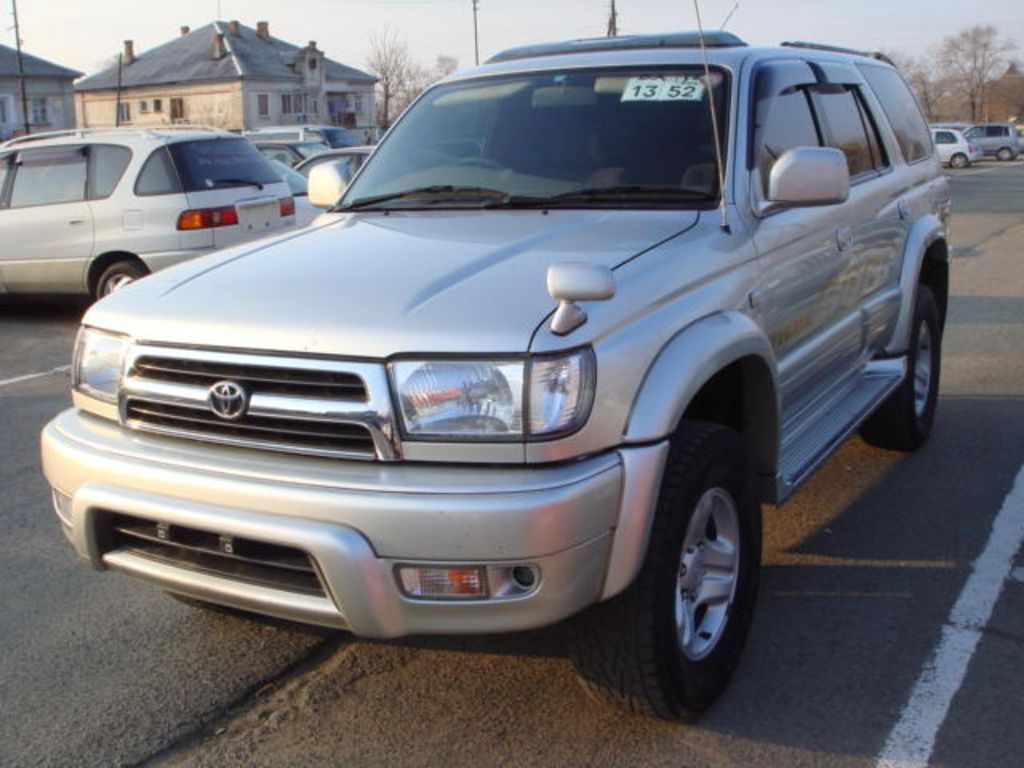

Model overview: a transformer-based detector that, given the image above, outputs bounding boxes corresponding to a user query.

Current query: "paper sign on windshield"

[621,76,705,102]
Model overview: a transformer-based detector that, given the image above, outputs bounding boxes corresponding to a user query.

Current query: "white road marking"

[876,465,1024,768]
[0,365,71,389]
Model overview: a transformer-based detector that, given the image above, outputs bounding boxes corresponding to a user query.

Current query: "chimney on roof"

[123,40,135,65]
[228,20,241,36]
[257,21,270,41]
[180,25,190,37]
[212,32,227,60]
[308,41,317,50]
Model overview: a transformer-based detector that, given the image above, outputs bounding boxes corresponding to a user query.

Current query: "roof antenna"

[693,0,730,234]
[720,2,740,30]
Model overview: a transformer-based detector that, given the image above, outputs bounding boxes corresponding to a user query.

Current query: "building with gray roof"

[0,43,82,137]
[74,20,377,137]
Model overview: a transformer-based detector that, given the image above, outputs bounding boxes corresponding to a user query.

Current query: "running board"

[775,358,906,503]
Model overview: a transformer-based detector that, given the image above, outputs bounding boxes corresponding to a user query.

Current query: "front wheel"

[861,285,942,451]
[569,422,761,719]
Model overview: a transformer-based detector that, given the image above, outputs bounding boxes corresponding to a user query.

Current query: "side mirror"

[546,262,615,336]
[308,160,351,209]
[767,147,849,207]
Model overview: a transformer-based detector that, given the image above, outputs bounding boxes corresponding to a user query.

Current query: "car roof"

[0,126,239,152]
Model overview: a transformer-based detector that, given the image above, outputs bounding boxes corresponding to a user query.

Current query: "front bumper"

[41,409,667,638]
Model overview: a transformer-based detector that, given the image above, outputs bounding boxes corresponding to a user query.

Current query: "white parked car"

[930,127,982,168]
[0,128,295,298]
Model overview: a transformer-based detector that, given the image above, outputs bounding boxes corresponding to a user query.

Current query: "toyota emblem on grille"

[207,380,248,421]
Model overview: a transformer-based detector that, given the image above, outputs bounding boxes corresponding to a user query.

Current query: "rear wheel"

[861,285,941,451]
[949,153,968,169]
[996,147,1014,161]
[94,259,148,300]
[569,421,761,719]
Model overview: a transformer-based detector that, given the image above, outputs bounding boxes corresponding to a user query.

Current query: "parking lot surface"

[1,162,1021,768]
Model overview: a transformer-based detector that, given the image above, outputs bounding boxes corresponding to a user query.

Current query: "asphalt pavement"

[1,162,1021,768]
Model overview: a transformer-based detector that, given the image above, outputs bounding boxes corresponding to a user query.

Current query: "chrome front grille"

[120,346,397,460]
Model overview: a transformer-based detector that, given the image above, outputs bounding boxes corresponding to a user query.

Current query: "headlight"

[391,349,594,441]
[72,327,130,403]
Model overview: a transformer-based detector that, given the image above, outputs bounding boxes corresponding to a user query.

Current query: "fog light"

[396,565,489,600]
[51,488,73,527]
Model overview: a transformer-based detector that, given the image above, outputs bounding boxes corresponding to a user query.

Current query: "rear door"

[167,137,295,248]
[0,145,94,293]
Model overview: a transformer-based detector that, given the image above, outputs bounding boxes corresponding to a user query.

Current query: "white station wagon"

[0,128,295,298]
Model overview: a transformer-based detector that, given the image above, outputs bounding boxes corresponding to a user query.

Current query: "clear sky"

[2,0,1022,78]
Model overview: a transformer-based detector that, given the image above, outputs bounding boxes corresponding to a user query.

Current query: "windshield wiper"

[543,185,714,204]
[339,185,514,210]
[209,177,265,190]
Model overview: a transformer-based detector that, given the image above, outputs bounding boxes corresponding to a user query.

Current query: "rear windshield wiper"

[339,185,515,210]
[208,177,265,190]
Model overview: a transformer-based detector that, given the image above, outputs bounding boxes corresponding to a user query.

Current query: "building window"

[139,100,149,114]
[309,58,317,71]
[117,101,131,124]
[352,94,363,115]
[309,97,318,116]
[170,97,185,121]
[0,96,9,124]
[31,97,49,125]
[153,99,163,114]
[281,93,292,115]
[294,93,307,114]
[257,93,270,117]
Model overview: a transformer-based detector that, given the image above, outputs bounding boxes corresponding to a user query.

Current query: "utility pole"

[606,0,618,37]
[12,0,30,135]
[115,53,123,127]
[472,0,480,65]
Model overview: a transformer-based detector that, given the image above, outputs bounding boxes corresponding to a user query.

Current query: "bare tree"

[367,32,459,130]
[367,30,414,130]
[938,26,1017,122]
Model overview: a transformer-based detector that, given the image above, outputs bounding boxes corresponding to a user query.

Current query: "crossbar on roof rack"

[488,31,746,65]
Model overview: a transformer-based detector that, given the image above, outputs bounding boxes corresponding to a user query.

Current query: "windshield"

[169,138,281,192]
[342,67,728,210]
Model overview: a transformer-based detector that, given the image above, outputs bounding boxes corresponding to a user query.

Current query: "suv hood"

[87,210,697,358]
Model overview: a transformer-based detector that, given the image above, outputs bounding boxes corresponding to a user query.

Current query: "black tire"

[949,153,968,169]
[93,259,148,300]
[996,147,1014,161]
[569,421,761,720]
[861,285,942,451]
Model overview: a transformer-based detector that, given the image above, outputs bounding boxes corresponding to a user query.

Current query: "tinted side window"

[857,64,932,163]
[986,126,1006,138]
[9,148,87,208]
[756,89,820,189]
[935,131,955,144]
[815,88,878,177]
[964,126,983,139]
[134,147,183,196]
[89,145,132,199]
[0,155,11,207]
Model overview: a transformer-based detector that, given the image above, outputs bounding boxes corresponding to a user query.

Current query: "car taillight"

[279,196,295,217]
[176,206,240,230]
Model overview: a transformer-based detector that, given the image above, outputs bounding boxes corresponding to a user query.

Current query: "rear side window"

[88,145,132,199]
[934,131,956,145]
[135,147,183,196]
[986,126,1007,138]
[756,88,820,189]
[9,147,87,208]
[814,88,884,177]
[0,155,10,205]
[858,64,932,163]
[168,138,281,192]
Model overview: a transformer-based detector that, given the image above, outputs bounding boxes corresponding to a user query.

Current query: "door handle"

[68,219,85,225]
[836,225,854,252]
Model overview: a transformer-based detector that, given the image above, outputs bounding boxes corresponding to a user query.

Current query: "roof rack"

[488,31,747,65]
[1,124,234,150]
[780,41,895,67]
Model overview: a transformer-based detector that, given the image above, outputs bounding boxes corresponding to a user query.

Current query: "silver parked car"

[931,127,982,168]
[0,128,295,298]
[963,123,1020,160]
[42,33,950,719]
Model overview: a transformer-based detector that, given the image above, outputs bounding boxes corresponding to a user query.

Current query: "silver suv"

[0,128,295,298]
[963,123,1020,160]
[41,33,950,719]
